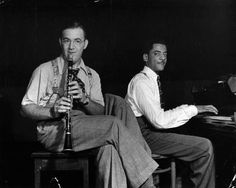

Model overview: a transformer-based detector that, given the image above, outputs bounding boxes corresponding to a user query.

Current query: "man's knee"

[109,116,127,131]
[96,144,118,162]
[99,144,117,154]
[200,137,214,156]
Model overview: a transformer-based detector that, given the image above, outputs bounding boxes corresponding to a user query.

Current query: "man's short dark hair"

[142,37,168,54]
[59,18,87,39]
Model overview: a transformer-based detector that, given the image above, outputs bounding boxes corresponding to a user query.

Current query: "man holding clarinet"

[21,19,158,188]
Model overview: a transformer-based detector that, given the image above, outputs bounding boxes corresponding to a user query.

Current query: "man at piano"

[125,38,218,188]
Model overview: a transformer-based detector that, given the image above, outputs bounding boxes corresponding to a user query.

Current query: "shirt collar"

[75,59,89,75]
[141,66,160,81]
[58,56,89,76]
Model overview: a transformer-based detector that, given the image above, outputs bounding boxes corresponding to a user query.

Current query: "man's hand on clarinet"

[50,97,72,118]
[68,80,89,105]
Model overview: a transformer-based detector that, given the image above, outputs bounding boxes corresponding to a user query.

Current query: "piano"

[190,74,236,187]
[192,74,236,116]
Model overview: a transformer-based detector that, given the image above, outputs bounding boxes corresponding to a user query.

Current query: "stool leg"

[34,159,41,188]
[83,160,89,188]
[171,160,176,188]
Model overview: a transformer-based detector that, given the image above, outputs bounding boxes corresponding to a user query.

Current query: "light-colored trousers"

[38,94,158,188]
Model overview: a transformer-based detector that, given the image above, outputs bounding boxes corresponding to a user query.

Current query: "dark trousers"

[137,116,215,188]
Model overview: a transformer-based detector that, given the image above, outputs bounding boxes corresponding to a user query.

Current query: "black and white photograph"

[0,0,236,187]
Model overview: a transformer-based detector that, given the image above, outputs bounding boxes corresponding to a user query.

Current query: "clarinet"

[63,60,74,152]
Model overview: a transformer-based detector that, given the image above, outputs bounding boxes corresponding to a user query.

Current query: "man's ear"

[83,39,88,49]
[143,53,148,63]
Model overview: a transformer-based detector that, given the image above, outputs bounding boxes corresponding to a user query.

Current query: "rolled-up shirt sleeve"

[21,64,49,106]
[127,79,198,129]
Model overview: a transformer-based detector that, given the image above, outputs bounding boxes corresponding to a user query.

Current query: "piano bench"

[31,150,97,188]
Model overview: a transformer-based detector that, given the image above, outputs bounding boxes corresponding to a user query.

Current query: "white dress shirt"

[125,66,198,129]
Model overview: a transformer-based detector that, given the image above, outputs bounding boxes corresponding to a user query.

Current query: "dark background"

[0,0,236,187]
[1,0,236,87]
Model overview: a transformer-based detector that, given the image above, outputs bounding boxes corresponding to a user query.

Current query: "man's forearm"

[21,104,53,120]
[83,99,104,115]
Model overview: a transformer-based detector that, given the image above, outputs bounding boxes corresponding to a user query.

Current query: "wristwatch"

[83,96,90,106]
[73,94,90,107]
[50,106,59,118]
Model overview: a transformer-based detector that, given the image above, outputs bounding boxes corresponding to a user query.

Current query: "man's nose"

[69,41,75,49]
[160,54,166,60]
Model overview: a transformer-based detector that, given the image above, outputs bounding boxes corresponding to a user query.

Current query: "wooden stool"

[31,150,97,188]
[152,154,177,188]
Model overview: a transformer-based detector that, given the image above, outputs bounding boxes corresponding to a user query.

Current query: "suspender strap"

[51,60,66,97]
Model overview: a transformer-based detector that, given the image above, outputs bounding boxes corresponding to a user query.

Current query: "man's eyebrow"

[62,37,84,41]
[153,50,167,53]
[75,38,84,40]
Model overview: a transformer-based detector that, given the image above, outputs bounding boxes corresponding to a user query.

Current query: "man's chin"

[159,68,165,72]
[157,65,165,71]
